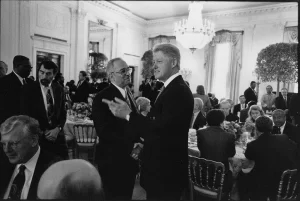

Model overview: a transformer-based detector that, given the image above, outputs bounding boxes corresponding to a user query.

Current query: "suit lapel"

[51,83,61,116]
[35,82,48,121]
[125,87,140,114]
[0,163,15,198]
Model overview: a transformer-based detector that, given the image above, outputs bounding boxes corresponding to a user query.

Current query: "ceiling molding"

[88,1,146,26]
[146,2,298,25]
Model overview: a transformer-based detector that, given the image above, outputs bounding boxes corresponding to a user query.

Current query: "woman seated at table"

[243,105,264,138]
[197,109,236,192]
[136,97,151,116]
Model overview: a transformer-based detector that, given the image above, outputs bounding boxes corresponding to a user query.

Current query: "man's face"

[239,96,246,104]
[250,110,261,120]
[110,60,131,88]
[17,61,32,78]
[39,65,55,87]
[251,83,256,89]
[79,73,85,81]
[153,51,175,82]
[273,113,286,127]
[145,101,151,113]
[220,103,231,116]
[1,125,36,164]
[193,100,201,113]
[266,86,272,94]
[281,89,288,97]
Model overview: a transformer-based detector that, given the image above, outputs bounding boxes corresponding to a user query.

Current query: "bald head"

[37,159,103,200]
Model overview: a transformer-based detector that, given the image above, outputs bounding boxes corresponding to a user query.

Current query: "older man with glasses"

[0,55,34,124]
[92,58,141,200]
[0,115,61,200]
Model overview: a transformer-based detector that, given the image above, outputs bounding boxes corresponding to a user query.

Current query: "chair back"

[188,156,225,201]
[277,169,299,201]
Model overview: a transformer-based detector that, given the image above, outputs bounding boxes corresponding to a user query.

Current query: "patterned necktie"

[155,86,165,104]
[46,88,54,124]
[125,91,132,110]
[8,165,26,200]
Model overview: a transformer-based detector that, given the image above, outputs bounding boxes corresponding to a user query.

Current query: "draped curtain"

[204,30,243,103]
[283,26,298,92]
[148,35,176,49]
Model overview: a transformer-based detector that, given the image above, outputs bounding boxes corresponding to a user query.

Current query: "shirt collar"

[111,82,126,98]
[280,121,286,133]
[17,146,40,173]
[13,70,24,85]
[163,73,180,88]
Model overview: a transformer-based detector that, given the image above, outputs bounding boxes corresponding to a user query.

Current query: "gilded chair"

[73,124,98,165]
[188,155,227,201]
[276,169,299,201]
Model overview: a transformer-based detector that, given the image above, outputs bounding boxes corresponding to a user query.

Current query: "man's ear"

[171,58,178,68]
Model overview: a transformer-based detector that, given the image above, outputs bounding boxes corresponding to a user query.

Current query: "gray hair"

[106,58,125,76]
[194,98,203,110]
[272,109,286,117]
[0,115,41,139]
[219,100,231,108]
[136,97,150,112]
[153,43,181,69]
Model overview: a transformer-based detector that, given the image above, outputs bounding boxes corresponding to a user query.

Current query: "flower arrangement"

[255,42,298,95]
[70,102,92,120]
[223,121,243,139]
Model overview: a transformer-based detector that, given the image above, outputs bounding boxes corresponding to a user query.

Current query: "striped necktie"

[155,86,165,104]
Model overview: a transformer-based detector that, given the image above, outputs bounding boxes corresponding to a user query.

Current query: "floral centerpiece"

[69,102,92,120]
[223,121,243,140]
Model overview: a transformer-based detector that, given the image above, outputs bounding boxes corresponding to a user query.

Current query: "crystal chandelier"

[174,1,215,53]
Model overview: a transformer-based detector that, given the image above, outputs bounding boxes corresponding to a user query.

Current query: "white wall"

[145,3,298,103]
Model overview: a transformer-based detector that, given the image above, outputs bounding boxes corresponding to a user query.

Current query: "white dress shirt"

[40,82,55,112]
[280,121,286,134]
[111,82,126,99]
[4,146,41,199]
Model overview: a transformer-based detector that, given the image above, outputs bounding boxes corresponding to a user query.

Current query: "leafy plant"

[141,50,154,79]
[255,43,298,95]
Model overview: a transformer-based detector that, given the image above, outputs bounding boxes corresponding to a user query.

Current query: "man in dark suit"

[191,97,206,130]
[272,109,299,144]
[244,81,257,104]
[73,71,90,103]
[0,55,34,124]
[103,44,194,200]
[233,95,246,116]
[220,100,239,122]
[239,116,297,200]
[289,93,300,127]
[208,93,219,108]
[92,58,140,200]
[20,60,68,159]
[275,88,290,110]
[0,115,61,200]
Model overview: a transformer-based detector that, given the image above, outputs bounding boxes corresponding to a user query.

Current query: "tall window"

[211,43,231,99]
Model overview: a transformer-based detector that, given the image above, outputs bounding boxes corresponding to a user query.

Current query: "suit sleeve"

[20,84,31,116]
[244,142,255,160]
[233,105,238,116]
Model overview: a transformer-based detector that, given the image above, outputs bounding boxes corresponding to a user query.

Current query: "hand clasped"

[102,97,132,119]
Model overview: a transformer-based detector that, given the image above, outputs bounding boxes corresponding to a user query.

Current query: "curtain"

[148,35,176,49]
[204,30,243,103]
[283,26,298,92]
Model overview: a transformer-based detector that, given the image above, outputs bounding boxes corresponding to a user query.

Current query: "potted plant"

[255,43,298,96]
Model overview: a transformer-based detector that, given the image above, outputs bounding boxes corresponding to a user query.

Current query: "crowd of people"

[0,43,299,200]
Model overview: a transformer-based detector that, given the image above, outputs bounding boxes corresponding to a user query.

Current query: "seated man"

[238,116,297,201]
[272,109,299,144]
[219,100,239,122]
[37,159,104,200]
[197,109,235,192]
[233,95,247,117]
[191,98,206,130]
[0,115,61,200]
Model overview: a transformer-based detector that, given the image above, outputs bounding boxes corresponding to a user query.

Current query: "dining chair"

[73,124,98,165]
[188,155,229,201]
[276,169,299,201]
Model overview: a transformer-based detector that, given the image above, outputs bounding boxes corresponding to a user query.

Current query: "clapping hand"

[102,98,132,119]
[131,143,143,160]
[45,127,60,142]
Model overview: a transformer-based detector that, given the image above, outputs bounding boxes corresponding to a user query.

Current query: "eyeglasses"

[114,68,132,76]
[0,136,29,149]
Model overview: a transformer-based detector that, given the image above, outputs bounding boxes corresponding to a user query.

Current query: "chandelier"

[174,2,215,53]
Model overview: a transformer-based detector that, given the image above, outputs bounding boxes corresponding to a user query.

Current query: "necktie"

[46,88,54,125]
[274,126,281,134]
[8,165,26,200]
[125,91,132,110]
[155,86,165,104]
[22,79,27,85]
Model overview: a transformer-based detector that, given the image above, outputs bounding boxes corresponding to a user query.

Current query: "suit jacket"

[0,72,33,124]
[97,82,110,93]
[129,75,194,192]
[226,113,239,122]
[289,94,300,126]
[192,112,206,130]
[73,80,90,103]
[272,121,300,144]
[245,133,297,196]
[197,126,236,171]
[233,103,246,116]
[0,149,61,200]
[239,108,249,123]
[92,84,139,168]
[20,81,66,131]
[275,95,291,110]
[244,87,257,104]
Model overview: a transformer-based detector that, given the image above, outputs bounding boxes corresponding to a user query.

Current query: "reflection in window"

[211,43,231,100]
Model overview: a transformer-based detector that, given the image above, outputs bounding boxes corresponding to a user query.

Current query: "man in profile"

[0,115,61,199]
[37,159,103,200]
[244,81,257,104]
[0,55,34,124]
[103,44,194,200]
